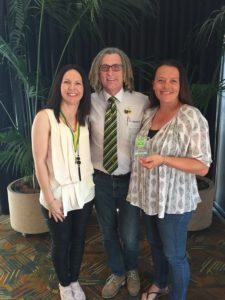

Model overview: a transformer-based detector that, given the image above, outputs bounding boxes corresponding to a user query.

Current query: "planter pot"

[7,178,49,235]
[188,176,215,231]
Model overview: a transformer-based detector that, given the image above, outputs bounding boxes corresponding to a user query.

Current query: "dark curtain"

[0,1,15,131]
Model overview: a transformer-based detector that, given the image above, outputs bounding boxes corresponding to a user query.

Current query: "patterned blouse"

[127,104,212,218]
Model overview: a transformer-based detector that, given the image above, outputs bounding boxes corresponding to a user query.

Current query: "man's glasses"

[99,64,123,72]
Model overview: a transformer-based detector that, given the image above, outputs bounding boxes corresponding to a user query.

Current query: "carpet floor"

[0,211,225,300]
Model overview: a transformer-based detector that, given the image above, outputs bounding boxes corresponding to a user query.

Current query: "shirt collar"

[103,88,124,103]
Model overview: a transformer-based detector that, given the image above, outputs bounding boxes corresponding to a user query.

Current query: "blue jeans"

[143,211,193,300]
[94,170,140,276]
[41,200,93,286]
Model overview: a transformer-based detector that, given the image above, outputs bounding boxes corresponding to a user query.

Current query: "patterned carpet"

[0,211,225,300]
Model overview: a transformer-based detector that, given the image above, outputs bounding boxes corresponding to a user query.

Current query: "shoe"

[126,269,140,296]
[70,281,86,300]
[102,274,126,299]
[59,283,74,300]
[142,286,169,299]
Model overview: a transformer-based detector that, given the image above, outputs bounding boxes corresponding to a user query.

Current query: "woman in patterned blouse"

[127,60,212,300]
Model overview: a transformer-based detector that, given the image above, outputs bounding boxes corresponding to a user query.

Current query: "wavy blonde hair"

[89,47,134,93]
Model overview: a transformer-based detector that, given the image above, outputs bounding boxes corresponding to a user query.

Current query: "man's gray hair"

[89,47,134,93]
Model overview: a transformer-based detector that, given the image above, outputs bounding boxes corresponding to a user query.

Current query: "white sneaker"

[59,283,74,300]
[70,281,86,300]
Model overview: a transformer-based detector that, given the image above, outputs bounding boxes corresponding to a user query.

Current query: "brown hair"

[47,64,91,126]
[149,59,193,107]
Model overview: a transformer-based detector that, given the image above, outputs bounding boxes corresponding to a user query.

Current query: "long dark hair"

[47,64,91,126]
[149,60,193,108]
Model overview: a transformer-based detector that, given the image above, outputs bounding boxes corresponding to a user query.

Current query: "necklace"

[60,111,81,181]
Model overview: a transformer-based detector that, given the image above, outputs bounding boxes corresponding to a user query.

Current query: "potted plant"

[0,1,47,233]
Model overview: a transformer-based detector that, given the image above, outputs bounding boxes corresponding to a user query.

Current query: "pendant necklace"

[60,111,81,181]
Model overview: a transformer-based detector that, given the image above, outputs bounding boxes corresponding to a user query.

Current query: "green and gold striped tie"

[103,97,118,174]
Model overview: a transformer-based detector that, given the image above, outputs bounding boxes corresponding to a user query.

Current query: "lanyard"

[60,111,80,152]
[60,111,81,181]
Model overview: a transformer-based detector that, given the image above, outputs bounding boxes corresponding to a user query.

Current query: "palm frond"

[40,0,157,41]
[99,0,158,27]
[191,83,218,115]
[0,129,33,176]
[8,0,32,51]
[50,3,93,83]
[34,0,45,116]
[0,37,29,90]
[0,100,17,129]
[132,58,155,83]
[196,5,225,45]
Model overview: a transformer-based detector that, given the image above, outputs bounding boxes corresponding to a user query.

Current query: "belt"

[94,169,130,180]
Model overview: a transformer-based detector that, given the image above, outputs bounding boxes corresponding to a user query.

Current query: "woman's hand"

[48,200,64,222]
[139,154,164,169]
[140,154,209,176]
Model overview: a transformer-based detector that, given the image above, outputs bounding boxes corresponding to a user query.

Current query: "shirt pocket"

[128,119,142,146]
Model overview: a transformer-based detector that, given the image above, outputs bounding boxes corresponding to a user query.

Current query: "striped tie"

[103,97,118,174]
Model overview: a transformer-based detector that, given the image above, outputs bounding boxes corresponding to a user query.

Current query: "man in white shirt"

[89,47,149,299]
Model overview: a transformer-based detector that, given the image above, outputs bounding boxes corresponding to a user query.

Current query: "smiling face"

[60,69,84,106]
[153,65,180,106]
[99,53,124,96]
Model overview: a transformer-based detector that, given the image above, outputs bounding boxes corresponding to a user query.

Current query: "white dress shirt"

[89,89,149,175]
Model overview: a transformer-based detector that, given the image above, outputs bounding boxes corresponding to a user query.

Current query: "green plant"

[0,0,157,188]
[196,5,225,47]
[190,79,225,115]
[191,5,225,115]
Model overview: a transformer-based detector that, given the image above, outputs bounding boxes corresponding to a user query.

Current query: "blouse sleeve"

[186,107,212,167]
